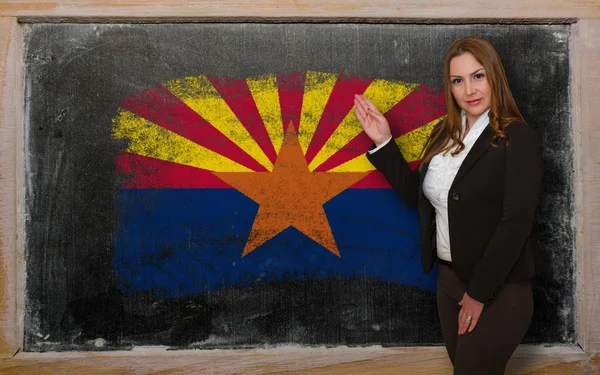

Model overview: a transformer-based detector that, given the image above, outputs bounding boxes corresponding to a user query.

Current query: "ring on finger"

[465,315,472,323]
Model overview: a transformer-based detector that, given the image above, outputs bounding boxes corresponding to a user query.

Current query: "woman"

[354,36,544,374]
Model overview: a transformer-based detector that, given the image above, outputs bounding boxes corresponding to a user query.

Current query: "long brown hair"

[419,37,524,170]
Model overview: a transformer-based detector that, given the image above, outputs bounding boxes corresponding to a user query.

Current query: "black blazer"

[366,121,544,305]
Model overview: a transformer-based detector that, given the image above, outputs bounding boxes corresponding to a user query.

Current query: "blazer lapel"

[451,125,492,188]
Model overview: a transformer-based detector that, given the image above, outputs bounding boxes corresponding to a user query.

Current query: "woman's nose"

[465,81,475,95]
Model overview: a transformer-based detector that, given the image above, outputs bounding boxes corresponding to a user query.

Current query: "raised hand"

[354,94,392,146]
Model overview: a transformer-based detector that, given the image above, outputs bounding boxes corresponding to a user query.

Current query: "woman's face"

[449,52,492,126]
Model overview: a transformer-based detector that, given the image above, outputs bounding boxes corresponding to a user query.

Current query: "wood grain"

[0,0,598,20]
[0,2,599,373]
[0,16,23,359]
[0,346,598,374]
[577,19,600,353]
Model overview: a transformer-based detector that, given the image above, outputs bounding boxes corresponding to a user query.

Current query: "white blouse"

[422,109,490,261]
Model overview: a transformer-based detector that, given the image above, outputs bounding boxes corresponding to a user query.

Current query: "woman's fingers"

[354,97,376,133]
[354,105,365,123]
[362,98,389,126]
[354,106,371,133]
[360,96,391,133]
[354,96,368,118]
[466,297,483,333]
[467,311,481,333]
[356,95,380,119]
[458,308,468,335]
[457,293,470,335]
[372,110,388,124]
[364,98,386,120]
[354,98,368,121]
[458,309,474,335]
[354,94,392,145]
[457,293,484,335]
[354,95,369,115]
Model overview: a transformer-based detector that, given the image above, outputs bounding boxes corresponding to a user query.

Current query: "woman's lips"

[466,99,482,105]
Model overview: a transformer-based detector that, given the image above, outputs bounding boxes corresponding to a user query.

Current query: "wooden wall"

[1,1,599,373]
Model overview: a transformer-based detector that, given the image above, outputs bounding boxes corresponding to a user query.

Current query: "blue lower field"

[113,188,437,298]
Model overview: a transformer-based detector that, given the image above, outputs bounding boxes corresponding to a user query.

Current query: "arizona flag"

[112,71,446,299]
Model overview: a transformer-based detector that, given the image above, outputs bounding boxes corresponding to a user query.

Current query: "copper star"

[213,123,368,257]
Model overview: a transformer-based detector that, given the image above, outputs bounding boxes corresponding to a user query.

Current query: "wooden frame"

[1,1,599,373]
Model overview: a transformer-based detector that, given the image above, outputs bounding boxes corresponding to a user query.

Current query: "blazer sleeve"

[467,123,544,304]
[365,139,420,208]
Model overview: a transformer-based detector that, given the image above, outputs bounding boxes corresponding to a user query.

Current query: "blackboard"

[23,23,573,351]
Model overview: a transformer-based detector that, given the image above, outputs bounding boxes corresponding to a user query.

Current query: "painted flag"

[112,71,446,300]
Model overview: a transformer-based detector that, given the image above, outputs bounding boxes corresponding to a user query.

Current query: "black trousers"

[437,263,533,375]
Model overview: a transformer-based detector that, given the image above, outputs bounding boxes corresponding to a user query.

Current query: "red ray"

[349,160,420,188]
[208,76,278,164]
[277,71,306,133]
[312,131,374,172]
[408,159,420,171]
[115,151,232,188]
[304,73,373,165]
[313,85,446,172]
[386,84,447,138]
[120,85,268,172]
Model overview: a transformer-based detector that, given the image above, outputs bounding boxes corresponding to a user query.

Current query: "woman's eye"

[451,78,462,84]
[474,73,485,80]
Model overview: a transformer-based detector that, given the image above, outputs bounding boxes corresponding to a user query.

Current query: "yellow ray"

[328,154,375,173]
[308,78,417,171]
[247,74,284,155]
[396,116,444,162]
[164,76,273,171]
[298,71,338,154]
[329,116,444,172]
[113,109,253,172]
